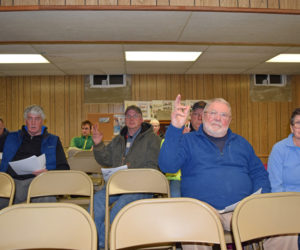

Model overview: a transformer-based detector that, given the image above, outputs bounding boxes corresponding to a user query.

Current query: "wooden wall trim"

[0,5,300,14]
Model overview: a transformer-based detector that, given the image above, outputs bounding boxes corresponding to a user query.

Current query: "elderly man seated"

[0,105,69,209]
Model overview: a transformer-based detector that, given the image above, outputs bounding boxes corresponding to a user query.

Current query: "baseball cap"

[191,101,206,111]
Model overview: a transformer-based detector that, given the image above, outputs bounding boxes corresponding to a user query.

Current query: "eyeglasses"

[125,114,141,119]
[293,121,300,128]
[204,110,231,119]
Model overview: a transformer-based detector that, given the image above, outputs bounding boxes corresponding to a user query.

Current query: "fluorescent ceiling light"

[267,54,300,63]
[125,51,201,61]
[0,54,49,63]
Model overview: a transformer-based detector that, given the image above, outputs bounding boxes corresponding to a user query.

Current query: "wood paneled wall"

[1,74,300,164]
[0,75,123,148]
[132,74,300,163]
[0,0,299,9]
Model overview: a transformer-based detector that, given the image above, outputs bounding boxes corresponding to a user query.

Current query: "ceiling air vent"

[90,74,126,88]
[254,74,287,86]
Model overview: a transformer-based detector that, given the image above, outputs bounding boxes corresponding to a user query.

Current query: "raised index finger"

[174,94,182,109]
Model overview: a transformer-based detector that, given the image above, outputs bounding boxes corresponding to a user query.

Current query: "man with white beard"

[159,94,297,250]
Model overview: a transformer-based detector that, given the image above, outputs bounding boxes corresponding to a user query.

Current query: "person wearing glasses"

[267,108,300,249]
[268,108,300,192]
[183,100,206,133]
[159,95,295,250]
[91,105,161,250]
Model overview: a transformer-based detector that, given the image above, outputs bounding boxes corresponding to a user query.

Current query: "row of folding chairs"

[1,170,300,250]
[104,169,300,250]
[0,170,94,218]
[109,192,300,250]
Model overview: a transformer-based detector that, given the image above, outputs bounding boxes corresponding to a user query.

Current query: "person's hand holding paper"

[9,154,46,175]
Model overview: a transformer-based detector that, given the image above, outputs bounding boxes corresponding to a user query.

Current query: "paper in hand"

[9,154,46,175]
[101,165,128,182]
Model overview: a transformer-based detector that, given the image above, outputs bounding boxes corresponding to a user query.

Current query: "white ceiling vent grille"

[90,75,126,88]
[254,74,287,87]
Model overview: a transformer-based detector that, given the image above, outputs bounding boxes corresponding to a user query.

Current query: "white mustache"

[211,122,222,127]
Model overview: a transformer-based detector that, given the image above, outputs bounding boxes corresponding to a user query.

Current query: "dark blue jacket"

[159,124,271,210]
[0,128,9,152]
[0,127,69,176]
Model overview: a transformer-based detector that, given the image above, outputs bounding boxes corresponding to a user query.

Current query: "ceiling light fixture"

[266,54,300,63]
[125,51,201,61]
[0,54,49,63]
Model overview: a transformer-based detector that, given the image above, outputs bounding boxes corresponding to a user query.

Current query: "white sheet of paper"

[218,188,262,214]
[101,165,128,182]
[9,154,46,175]
[0,152,2,159]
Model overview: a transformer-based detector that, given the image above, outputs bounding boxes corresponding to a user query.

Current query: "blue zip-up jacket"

[158,124,271,210]
[0,126,69,177]
[268,133,300,192]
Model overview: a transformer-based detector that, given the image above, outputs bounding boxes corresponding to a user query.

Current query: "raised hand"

[171,94,190,129]
[92,123,103,145]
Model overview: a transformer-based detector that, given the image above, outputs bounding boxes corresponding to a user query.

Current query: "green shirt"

[70,135,93,150]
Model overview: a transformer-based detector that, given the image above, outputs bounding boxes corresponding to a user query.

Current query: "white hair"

[203,98,232,116]
[24,105,46,120]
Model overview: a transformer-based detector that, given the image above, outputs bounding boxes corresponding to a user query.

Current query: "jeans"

[170,180,181,197]
[93,185,153,248]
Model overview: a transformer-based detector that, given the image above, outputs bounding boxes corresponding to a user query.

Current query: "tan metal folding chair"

[26,170,94,218]
[110,197,227,250]
[105,168,170,250]
[0,203,97,250]
[68,150,104,192]
[0,172,15,207]
[232,192,300,250]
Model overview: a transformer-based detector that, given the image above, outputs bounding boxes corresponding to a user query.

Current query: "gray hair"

[204,98,232,116]
[23,105,46,120]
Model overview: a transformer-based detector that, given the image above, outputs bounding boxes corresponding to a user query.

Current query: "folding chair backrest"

[68,151,104,191]
[0,203,97,250]
[26,170,94,218]
[105,168,170,250]
[110,197,227,250]
[0,172,15,207]
[68,150,102,174]
[232,192,300,250]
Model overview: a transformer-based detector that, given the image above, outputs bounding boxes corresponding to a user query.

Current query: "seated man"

[0,105,69,209]
[68,120,94,157]
[0,118,9,152]
[159,95,296,250]
[91,105,161,249]
[167,100,206,197]
[183,100,206,133]
[150,118,164,138]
